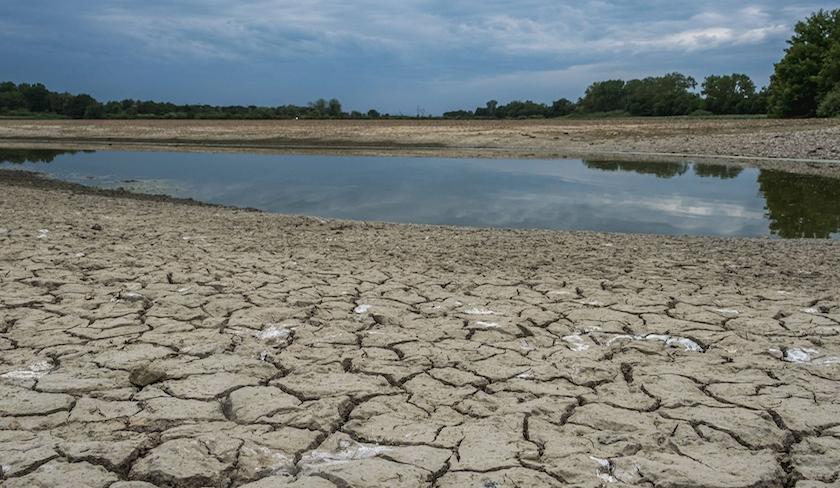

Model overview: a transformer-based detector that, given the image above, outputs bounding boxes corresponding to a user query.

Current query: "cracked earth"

[1,181,840,488]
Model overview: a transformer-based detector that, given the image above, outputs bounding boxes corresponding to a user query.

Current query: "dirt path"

[1,176,839,487]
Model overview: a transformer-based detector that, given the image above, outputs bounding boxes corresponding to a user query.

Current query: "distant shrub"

[690,109,714,117]
[816,86,840,117]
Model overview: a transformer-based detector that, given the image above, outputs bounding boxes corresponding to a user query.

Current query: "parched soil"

[1,118,840,166]
[1,175,840,487]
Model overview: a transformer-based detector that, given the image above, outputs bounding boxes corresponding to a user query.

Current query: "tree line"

[1,9,837,120]
[0,84,388,120]
[444,72,768,119]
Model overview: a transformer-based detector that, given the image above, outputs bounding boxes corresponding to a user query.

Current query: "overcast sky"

[1,1,835,114]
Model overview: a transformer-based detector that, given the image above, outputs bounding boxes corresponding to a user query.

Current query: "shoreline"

[2,118,840,178]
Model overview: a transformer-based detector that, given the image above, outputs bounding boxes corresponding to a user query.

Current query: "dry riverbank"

[1,172,839,487]
[2,118,840,176]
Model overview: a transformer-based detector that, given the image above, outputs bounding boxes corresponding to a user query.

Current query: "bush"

[690,109,714,117]
[816,86,840,117]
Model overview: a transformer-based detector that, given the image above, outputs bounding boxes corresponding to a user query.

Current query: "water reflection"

[759,170,840,239]
[0,149,87,164]
[694,163,744,180]
[1,148,838,239]
[583,160,689,178]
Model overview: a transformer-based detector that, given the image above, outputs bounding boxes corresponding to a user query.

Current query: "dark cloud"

[1,1,835,113]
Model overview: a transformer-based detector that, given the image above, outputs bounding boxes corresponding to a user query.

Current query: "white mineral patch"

[591,456,618,483]
[590,456,610,468]
[259,351,269,361]
[814,356,840,365]
[74,252,86,258]
[784,348,818,363]
[1,360,53,382]
[801,308,820,315]
[666,337,703,352]
[353,304,371,314]
[645,334,703,352]
[476,321,500,328]
[519,339,535,351]
[606,335,636,346]
[299,440,390,468]
[177,287,192,293]
[269,452,291,472]
[464,307,496,315]
[607,334,702,352]
[37,229,49,239]
[548,290,574,296]
[257,325,292,341]
[517,371,534,379]
[563,335,590,352]
[579,300,604,307]
[713,308,740,316]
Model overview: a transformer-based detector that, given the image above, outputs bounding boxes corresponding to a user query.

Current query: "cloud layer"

[1,1,835,113]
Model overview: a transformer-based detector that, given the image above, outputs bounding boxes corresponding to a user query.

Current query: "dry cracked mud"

[1,177,840,488]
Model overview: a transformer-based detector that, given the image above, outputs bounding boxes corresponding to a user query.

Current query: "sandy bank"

[2,118,840,177]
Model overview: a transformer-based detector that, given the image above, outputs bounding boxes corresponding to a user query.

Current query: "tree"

[0,90,26,111]
[549,98,576,116]
[475,100,498,117]
[84,102,105,119]
[327,98,342,117]
[494,100,548,118]
[367,109,381,118]
[702,74,761,114]
[623,73,700,116]
[768,9,840,117]
[579,80,626,113]
[817,85,840,117]
[309,98,328,117]
[63,94,98,118]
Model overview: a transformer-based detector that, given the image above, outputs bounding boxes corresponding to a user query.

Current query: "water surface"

[2,148,838,239]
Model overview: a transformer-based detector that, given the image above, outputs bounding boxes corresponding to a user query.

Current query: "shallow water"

[2,148,839,239]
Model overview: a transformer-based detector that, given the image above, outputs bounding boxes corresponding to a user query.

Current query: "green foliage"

[495,100,549,118]
[328,98,343,117]
[442,109,474,119]
[768,9,840,117]
[689,109,714,117]
[816,85,840,117]
[625,73,701,116]
[575,74,703,116]
[580,80,626,113]
[0,81,357,119]
[702,74,764,114]
[549,98,576,116]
